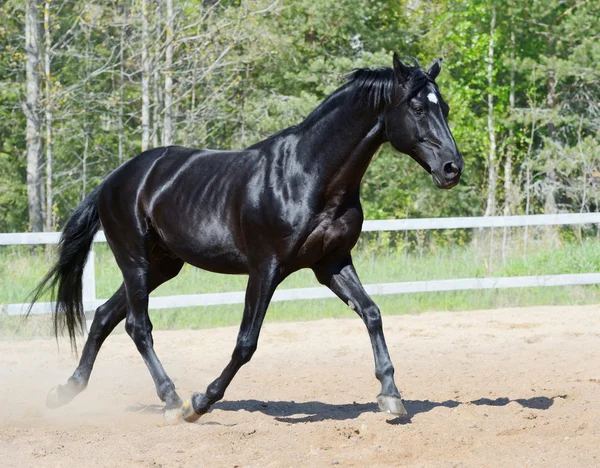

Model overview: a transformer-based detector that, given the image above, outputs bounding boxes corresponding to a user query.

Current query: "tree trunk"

[43,0,53,231]
[25,0,43,232]
[484,8,497,217]
[83,122,88,200]
[82,40,90,200]
[185,54,197,146]
[163,0,174,145]
[546,69,556,140]
[544,68,558,214]
[141,0,150,151]
[153,68,160,148]
[118,1,127,165]
[504,29,515,216]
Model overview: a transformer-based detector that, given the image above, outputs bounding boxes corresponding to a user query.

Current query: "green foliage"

[0,2,27,231]
[0,0,599,231]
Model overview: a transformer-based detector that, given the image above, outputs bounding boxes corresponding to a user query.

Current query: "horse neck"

[295,90,386,194]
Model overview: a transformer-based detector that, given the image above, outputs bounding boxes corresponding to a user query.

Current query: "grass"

[3,284,599,340]
[2,229,600,338]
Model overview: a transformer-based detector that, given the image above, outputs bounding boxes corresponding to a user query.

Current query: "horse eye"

[413,106,424,114]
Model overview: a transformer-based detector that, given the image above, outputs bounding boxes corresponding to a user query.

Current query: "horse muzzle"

[431,159,462,189]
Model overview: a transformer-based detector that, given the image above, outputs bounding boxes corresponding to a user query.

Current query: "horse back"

[98,146,253,273]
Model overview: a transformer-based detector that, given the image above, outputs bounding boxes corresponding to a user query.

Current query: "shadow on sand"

[213,394,567,425]
[126,394,567,425]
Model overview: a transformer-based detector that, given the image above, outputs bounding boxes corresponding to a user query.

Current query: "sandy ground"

[1,304,599,468]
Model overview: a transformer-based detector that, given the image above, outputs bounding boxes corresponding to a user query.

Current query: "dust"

[1,304,599,467]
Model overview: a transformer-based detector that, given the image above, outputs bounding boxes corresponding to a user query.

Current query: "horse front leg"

[182,263,280,422]
[313,256,407,416]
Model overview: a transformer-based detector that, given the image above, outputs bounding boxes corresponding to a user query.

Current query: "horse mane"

[264,59,434,139]
[345,67,397,109]
[346,60,435,109]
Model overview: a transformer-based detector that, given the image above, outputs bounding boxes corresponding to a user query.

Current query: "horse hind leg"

[119,250,185,422]
[47,284,127,408]
[47,253,184,416]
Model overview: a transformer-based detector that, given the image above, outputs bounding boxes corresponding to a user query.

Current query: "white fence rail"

[2,213,600,318]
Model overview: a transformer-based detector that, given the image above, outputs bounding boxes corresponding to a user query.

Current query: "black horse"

[30,53,463,423]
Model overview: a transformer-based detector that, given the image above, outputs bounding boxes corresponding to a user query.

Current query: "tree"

[0,0,599,232]
[140,0,150,151]
[163,0,174,145]
[24,0,43,232]
[43,0,53,231]
[484,7,497,217]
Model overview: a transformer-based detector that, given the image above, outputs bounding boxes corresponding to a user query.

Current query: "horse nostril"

[443,161,460,178]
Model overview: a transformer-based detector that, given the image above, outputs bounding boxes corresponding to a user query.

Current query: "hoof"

[46,386,62,409]
[46,385,78,409]
[163,406,183,425]
[46,382,82,409]
[181,398,201,423]
[377,395,408,416]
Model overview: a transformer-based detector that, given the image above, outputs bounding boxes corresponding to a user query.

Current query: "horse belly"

[178,247,248,275]
[154,218,249,275]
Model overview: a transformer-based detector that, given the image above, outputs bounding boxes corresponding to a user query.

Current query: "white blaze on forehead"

[427,92,439,104]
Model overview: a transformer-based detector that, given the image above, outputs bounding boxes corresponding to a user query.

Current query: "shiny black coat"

[31,56,463,421]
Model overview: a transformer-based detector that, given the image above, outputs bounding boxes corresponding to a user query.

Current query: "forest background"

[1,0,599,233]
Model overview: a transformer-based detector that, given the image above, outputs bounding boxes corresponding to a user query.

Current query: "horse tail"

[28,185,102,351]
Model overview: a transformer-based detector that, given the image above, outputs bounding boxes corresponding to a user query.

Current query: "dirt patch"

[1,304,599,467]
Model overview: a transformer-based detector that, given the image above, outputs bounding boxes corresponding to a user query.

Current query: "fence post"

[82,243,96,334]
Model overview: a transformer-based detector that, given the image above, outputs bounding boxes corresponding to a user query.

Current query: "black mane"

[293,60,434,133]
[346,62,435,109]
[346,67,396,109]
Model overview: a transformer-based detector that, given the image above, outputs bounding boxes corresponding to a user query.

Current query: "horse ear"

[427,58,443,80]
[392,52,411,84]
